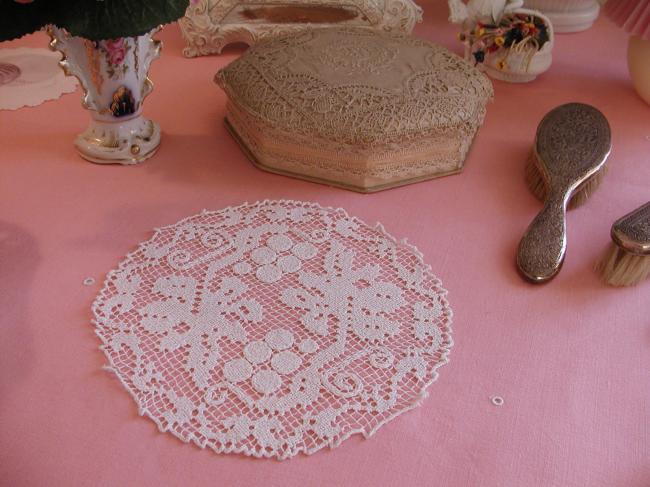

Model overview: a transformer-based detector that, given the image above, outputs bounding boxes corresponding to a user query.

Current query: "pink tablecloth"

[1,2,648,486]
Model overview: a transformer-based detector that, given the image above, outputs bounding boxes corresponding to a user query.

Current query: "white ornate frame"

[179,0,422,57]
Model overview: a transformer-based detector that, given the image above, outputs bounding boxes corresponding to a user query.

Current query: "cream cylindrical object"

[524,0,600,32]
[627,35,650,105]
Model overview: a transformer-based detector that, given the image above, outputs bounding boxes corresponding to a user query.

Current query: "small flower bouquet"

[459,10,554,82]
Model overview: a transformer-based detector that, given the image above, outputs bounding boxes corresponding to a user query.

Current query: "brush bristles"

[596,243,650,286]
[525,151,607,209]
[570,168,607,208]
[525,151,548,202]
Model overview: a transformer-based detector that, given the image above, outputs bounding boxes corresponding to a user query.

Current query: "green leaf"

[0,0,190,42]
[53,0,190,41]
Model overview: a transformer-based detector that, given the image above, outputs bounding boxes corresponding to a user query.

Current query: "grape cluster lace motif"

[92,200,453,459]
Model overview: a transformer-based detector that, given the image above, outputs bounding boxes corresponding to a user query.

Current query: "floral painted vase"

[48,26,162,165]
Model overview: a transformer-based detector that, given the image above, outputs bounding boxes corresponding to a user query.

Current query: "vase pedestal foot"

[74,115,161,165]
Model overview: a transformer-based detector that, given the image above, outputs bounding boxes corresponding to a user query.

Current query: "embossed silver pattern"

[611,202,650,256]
[517,103,612,283]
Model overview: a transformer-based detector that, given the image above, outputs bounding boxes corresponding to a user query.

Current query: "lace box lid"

[215,28,493,147]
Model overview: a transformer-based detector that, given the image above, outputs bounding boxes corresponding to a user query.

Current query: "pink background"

[1,2,648,486]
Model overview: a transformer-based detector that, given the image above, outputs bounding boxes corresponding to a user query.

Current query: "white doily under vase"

[92,200,453,459]
[0,47,77,110]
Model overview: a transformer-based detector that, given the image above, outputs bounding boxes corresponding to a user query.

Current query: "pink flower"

[104,38,127,66]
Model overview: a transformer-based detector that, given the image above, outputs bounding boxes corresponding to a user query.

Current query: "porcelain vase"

[627,36,650,105]
[523,0,599,32]
[48,26,162,165]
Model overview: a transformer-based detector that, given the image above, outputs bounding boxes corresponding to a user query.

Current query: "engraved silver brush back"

[612,202,650,256]
[517,103,612,283]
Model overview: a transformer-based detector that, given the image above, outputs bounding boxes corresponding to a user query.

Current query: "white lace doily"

[92,200,453,459]
[0,47,77,110]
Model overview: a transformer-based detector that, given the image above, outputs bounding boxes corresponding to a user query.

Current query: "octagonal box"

[215,28,493,193]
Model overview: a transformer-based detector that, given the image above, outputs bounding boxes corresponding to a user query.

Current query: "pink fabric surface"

[0,3,648,485]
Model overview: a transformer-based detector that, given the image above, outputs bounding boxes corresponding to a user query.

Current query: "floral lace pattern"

[318,38,399,75]
[92,201,453,459]
[216,28,493,149]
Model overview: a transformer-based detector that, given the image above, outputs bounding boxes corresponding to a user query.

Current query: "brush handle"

[517,193,568,283]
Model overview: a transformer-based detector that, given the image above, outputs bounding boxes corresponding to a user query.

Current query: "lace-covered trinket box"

[216,28,493,192]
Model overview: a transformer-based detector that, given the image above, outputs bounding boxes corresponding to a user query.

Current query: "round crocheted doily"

[92,200,453,459]
[0,47,77,110]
